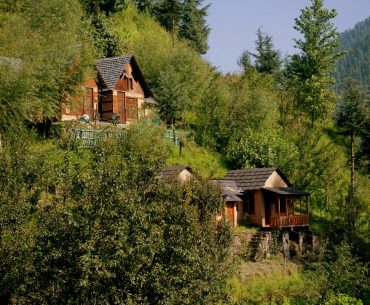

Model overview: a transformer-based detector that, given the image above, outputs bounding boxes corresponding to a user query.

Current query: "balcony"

[270,215,309,228]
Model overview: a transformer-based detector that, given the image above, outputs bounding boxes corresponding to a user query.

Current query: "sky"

[204,0,370,73]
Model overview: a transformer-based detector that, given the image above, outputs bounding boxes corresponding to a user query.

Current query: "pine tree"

[179,0,210,54]
[336,78,367,192]
[250,28,281,74]
[154,0,183,46]
[237,50,254,74]
[287,0,342,125]
[133,0,155,12]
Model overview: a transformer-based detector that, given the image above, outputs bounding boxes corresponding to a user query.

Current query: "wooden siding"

[61,78,98,121]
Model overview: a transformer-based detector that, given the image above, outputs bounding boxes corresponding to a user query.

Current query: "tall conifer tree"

[250,28,281,74]
[287,0,342,124]
[154,0,183,46]
[179,0,210,54]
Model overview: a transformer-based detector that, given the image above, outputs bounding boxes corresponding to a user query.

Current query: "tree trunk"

[172,18,175,47]
[350,133,355,196]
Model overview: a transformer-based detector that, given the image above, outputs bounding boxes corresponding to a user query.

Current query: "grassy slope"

[167,141,228,179]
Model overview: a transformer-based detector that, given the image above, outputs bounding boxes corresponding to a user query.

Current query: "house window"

[243,192,255,215]
[127,78,134,90]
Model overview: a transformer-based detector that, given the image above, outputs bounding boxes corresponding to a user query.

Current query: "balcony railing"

[270,215,309,227]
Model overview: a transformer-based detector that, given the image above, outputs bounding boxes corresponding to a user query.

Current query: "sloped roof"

[263,187,310,196]
[222,168,290,191]
[160,165,192,182]
[209,180,243,197]
[95,55,152,97]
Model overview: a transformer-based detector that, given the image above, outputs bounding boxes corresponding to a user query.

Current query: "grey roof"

[96,56,131,90]
[160,165,192,182]
[209,179,243,196]
[263,187,310,196]
[95,55,152,97]
[209,180,243,204]
[222,167,290,191]
[225,193,243,202]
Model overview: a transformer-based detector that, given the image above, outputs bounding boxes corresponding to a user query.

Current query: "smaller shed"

[159,165,193,183]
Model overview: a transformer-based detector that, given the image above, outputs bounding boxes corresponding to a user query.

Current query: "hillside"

[0,1,369,304]
[335,16,370,90]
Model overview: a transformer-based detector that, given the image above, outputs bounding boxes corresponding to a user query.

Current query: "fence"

[164,129,180,146]
[71,129,126,148]
[71,128,181,148]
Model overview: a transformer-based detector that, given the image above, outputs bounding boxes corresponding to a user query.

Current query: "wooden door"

[84,87,94,118]
[226,202,235,226]
[265,200,271,225]
[117,91,125,123]
[126,97,138,122]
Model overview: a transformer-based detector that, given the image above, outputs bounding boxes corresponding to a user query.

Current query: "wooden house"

[221,168,310,228]
[61,55,155,123]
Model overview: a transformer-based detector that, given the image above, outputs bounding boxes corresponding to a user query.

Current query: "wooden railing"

[270,215,309,227]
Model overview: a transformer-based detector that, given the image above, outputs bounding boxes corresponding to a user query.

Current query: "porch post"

[277,195,281,228]
[306,196,309,223]
[285,196,288,216]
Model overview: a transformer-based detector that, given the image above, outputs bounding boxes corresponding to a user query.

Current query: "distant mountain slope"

[335,17,370,90]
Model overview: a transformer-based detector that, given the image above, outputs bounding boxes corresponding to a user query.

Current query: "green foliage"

[336,78,367,137]
[250,28,281,74]
[0,124,232,304]
[227,272,309,305]
[179,0,210,54]
[237,50,254,74]
[113,4,213,125]
[0,63,34,131]
[91,13,122,57]
[0,0,96,121]
[153,0,183,44]
[286,0,342,124]
[325,294,363,305]
[167,141,228,179]
[335,16,370,91]
[306,241,368,303]
[225,129,299,177]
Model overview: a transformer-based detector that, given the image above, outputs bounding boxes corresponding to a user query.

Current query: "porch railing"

[270,215,309,227]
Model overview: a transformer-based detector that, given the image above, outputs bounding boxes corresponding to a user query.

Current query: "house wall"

[106,63,146,124]
[264,171,288,188]
[236,201,244,225]
[61,79,98,121]
[178,169,192,182]
[248,191,264,227]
